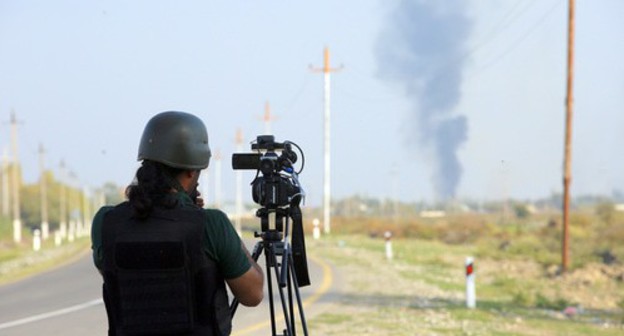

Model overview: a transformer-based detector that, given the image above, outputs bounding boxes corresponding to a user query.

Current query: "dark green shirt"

[91,192,250,279]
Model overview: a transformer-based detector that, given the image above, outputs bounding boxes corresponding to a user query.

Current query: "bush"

[535,293,573,310]
[514,204,531,219]
[512,290,531,307]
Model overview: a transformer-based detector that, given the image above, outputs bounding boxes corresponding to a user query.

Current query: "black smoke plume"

[376,0,473,200]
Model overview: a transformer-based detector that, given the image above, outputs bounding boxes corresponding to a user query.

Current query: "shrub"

[512,290,531,307]
[535,293,573,310]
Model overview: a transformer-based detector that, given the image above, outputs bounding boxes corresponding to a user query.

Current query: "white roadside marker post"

[68,220,75,242]
[313,218,321,240]
[466,257,476,308]
[33,229,41,252]
[54,230,62,247]
[384,231,393,260]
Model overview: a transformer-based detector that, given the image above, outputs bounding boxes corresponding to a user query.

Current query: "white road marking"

[0,298,103,330]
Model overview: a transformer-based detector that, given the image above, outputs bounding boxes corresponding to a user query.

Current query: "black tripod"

[230,205,310,336]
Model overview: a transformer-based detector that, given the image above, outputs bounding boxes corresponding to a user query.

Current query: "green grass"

[313,313,353,325]
[0,219,92,286]
[0,249,21,262]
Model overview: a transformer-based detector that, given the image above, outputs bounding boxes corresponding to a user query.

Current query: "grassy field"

[307,234,624,335]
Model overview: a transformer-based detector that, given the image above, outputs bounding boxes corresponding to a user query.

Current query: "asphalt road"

[0,240,335,336]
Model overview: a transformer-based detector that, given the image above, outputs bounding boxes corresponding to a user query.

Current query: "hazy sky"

[0,0,622,206]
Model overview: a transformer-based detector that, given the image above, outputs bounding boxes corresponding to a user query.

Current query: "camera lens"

[259,152,279,175]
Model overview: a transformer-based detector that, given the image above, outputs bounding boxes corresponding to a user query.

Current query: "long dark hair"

[125,160,184,219]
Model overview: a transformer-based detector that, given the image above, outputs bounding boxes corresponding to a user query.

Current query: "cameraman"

[91,111,264,335]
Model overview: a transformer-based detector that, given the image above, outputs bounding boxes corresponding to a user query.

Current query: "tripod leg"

[288,251,309,336]
[265,243,278,336]
[287,263,296,336]
[268,243,293,336]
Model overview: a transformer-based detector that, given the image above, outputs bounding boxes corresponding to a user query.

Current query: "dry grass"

[307,233,624,335]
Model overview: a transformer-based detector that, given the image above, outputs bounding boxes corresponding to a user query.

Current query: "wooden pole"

[562,0,575,273]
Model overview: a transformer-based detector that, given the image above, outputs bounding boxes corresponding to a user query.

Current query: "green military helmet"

[138,111,211,169]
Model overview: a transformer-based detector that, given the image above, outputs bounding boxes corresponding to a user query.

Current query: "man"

[91,111,264,335]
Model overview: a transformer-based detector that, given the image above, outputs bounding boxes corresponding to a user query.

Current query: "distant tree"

[20,183,40,229]
[514,204,531,219]
[19,170,87,230]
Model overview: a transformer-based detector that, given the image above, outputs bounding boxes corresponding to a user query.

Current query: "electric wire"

[459,0,540,65]
[467,0,564,79]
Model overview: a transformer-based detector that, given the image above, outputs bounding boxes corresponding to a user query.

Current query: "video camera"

[232,135,304,208]
[230,135,311,331]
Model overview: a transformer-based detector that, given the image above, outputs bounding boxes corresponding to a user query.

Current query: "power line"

[283,73,313,113]
[467,0,564,79]
[459,0,540,65]
[479,0,539,43]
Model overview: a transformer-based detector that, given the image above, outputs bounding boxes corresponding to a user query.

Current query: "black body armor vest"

[101,203,231,335]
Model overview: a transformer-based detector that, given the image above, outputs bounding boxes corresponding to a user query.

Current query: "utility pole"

[67,170,77,242]
[9,111,22,243]
[562,0,575,273]
[235,129,243,236]
[59,159,67,239]
[262,101,277,135]
[81,186,90,238]
[39,143,49,240]
[310,47,342,234]
[1,148,9,217]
